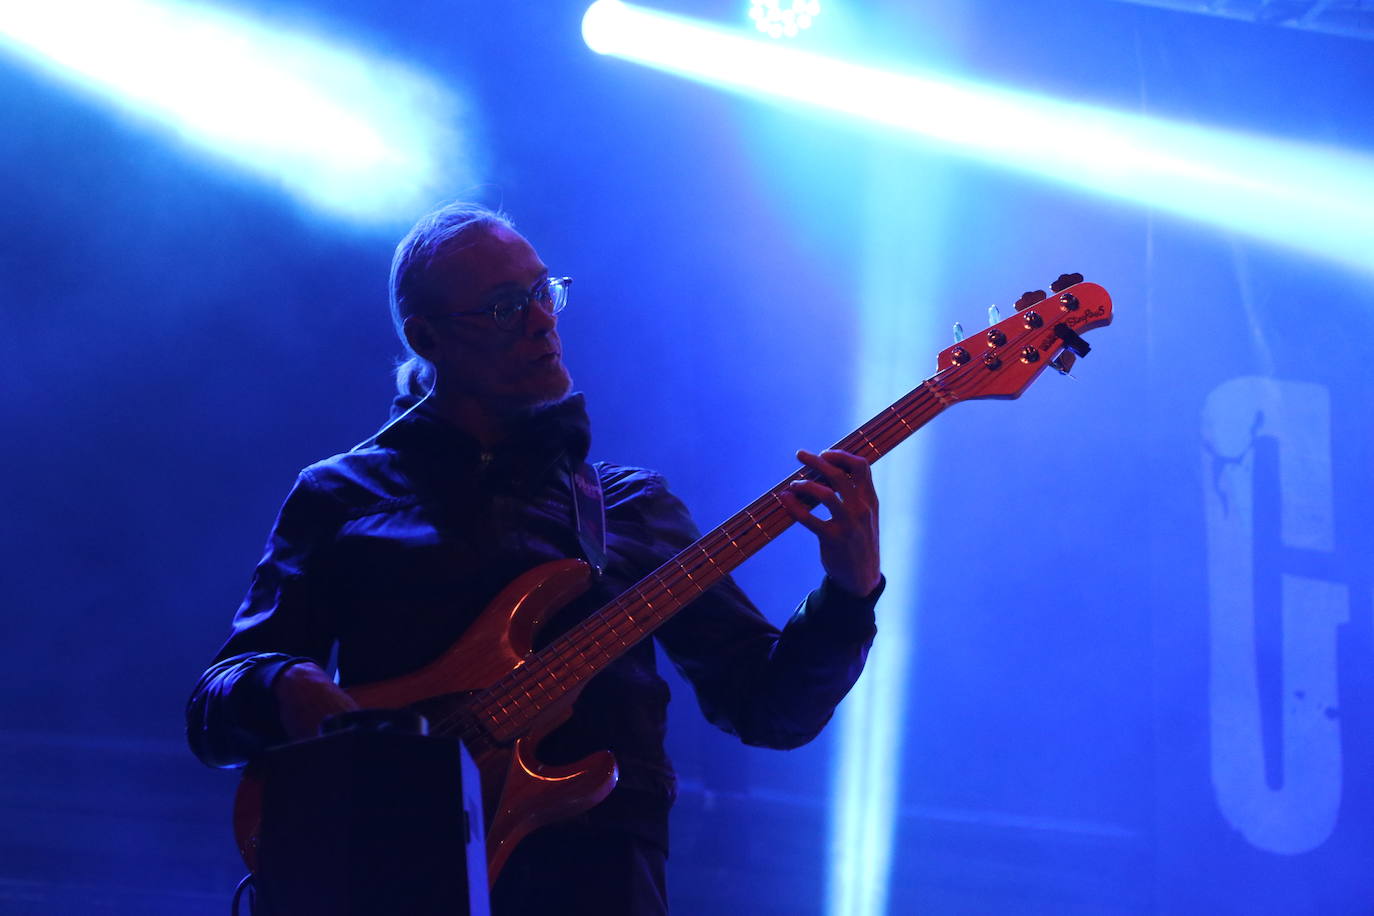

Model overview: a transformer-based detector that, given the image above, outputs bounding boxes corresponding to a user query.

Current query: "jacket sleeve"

[639,476,882,750]
[185,471,341,769]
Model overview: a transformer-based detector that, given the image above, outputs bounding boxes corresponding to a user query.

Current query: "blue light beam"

[583,0,1374,277]
[825,147,947,916]
[0,0,470,223]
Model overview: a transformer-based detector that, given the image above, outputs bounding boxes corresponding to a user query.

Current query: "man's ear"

[402,314,438,358]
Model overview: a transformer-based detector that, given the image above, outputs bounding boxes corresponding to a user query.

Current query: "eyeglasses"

[431,276,572,332]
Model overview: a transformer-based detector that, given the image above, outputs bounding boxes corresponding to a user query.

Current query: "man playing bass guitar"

[186,202,884,915]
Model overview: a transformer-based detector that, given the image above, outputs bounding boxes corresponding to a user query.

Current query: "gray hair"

[388,202,515,396]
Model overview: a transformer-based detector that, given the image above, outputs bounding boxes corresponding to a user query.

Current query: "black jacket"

[186,394,880,845]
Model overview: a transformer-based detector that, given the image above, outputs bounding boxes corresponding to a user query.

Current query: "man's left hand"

[778,448,881,597]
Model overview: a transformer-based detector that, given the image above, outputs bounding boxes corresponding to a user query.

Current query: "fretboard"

[476,375,955,740]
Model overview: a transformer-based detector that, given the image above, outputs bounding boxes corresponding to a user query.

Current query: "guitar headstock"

[934,274,1112,402]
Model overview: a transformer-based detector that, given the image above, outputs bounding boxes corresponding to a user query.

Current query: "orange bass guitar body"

[232,558,616,889]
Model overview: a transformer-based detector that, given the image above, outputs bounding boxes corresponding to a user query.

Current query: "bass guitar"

[234,274,1113,886]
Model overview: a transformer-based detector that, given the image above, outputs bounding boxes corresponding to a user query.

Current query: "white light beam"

[0,0,470,223]
[583,0,1374,277]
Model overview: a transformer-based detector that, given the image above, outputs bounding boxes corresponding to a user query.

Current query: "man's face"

[422,224,572,410]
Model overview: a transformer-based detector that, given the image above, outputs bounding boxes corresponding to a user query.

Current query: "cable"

[232,873,255,916]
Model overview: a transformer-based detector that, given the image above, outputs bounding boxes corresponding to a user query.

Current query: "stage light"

[749,0,821,39]
[582,0,1374,277]
[0,0,468,224]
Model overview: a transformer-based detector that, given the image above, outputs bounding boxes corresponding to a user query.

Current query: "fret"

[889,404,916,433]
[603,614,634,646]
[725,527,758,563]
[740,506,770,539]
[670,553,708,591]
[596,612,629,648]
[715,528,745,563]
[693,541,726,577]
[652,571,678,601]
[591,641,615,665]
[582,636,607,661]
[678,564,704,594]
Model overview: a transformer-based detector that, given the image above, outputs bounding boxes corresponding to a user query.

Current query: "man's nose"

[523,297,557,336]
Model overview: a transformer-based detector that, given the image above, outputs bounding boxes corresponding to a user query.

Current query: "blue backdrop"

[1,1,1370,913]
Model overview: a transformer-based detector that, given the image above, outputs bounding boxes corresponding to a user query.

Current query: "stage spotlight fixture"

[0,0,468,224]
[749,0,821,39]
[582,0,1374,277]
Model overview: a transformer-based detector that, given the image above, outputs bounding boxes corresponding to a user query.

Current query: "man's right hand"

[273,661,360,740]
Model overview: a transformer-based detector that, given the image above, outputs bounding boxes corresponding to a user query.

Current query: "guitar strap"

[569,461,607,576]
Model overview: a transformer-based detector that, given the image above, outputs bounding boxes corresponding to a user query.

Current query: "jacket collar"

[369,393,593,480]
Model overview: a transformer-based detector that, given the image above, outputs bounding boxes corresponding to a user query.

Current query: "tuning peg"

[987,304,1001,325]
[1050,352,1077,376]
[1049,272,1084,293]
[952,321,965,343]
[1015,290,1046,311]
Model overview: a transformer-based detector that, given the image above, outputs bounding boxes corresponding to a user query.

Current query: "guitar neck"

[476,376,952,740]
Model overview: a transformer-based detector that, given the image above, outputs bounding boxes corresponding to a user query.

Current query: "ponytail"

[394,356,435,397]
